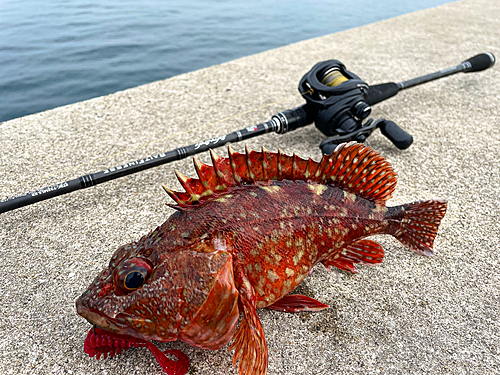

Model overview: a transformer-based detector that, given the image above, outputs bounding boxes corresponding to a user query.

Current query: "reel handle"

[379,120,413,149]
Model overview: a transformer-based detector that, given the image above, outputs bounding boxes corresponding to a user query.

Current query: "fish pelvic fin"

[392,200,448,256]
[84,327,190,374]
[266,294,329,313]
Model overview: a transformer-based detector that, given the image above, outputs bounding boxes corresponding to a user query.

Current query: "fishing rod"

[0,52,495,214]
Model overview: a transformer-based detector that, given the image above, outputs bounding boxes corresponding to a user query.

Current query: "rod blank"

[0,105,313,214]
[365,52,495,105]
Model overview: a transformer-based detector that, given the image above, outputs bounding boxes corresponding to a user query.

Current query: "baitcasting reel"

[299,60,413,154]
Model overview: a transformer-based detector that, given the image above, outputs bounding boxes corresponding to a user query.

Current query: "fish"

[76,142,447,375]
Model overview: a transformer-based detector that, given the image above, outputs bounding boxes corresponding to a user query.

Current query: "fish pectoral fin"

[322,239,385,273]
[266,294,329,313]
[229,303,267,375]
[230,271,268,375]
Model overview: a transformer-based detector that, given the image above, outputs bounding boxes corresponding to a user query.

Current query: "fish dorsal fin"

[163,142,397,210]
[322,141,397,204]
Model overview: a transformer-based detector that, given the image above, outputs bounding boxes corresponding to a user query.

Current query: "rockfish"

[76,142,447,375]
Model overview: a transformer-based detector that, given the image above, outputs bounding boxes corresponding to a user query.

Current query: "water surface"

[0,0,451,123]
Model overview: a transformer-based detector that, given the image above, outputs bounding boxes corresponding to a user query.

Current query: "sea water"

[0,0,452,123]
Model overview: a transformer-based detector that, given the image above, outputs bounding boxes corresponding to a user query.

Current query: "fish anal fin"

[322,239,385,273]
[266,294,329,313]
[230,270,268,375]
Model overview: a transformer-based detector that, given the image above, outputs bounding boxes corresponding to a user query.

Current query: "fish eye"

[124,270,146,290]
[114,258,153,293]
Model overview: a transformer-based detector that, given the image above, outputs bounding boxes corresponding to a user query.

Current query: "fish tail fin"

[393,200,447,256]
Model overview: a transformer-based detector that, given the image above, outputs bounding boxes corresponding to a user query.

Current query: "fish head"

[76,232,240,349]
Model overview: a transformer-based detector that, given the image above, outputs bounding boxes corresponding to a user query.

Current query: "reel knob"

[379,120,413,149]
[320,142,339,155]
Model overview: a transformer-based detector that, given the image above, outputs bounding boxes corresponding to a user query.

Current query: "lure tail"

[392,200,447,256]
[84,327,189,375]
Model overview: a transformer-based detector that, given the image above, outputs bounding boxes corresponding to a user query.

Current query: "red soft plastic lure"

[84,327,189,375]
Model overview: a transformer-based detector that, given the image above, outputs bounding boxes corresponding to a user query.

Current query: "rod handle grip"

[365,83,399,105]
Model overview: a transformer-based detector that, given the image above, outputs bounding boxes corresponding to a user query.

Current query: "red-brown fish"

[76,142,447,375]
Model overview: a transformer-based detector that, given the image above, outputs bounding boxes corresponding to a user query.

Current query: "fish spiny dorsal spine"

[210,148,233,188]
[277,148,284,179]
[245,144,256,181]
[163,142,398,210]
[291,154,298,181]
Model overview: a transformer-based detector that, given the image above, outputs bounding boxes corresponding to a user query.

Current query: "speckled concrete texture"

[1,0,499,374]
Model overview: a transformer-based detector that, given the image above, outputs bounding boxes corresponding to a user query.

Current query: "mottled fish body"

[77,142,447,375]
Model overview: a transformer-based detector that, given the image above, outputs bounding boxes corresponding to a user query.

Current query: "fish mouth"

[76,300,154,341]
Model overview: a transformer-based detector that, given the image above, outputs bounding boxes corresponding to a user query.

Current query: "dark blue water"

[0,0,451,123]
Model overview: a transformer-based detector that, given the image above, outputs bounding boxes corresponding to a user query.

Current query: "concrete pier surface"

[1,0,498,373]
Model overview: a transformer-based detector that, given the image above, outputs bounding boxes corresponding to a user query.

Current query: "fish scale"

[199,182,374,306]
[76,142,447,375]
